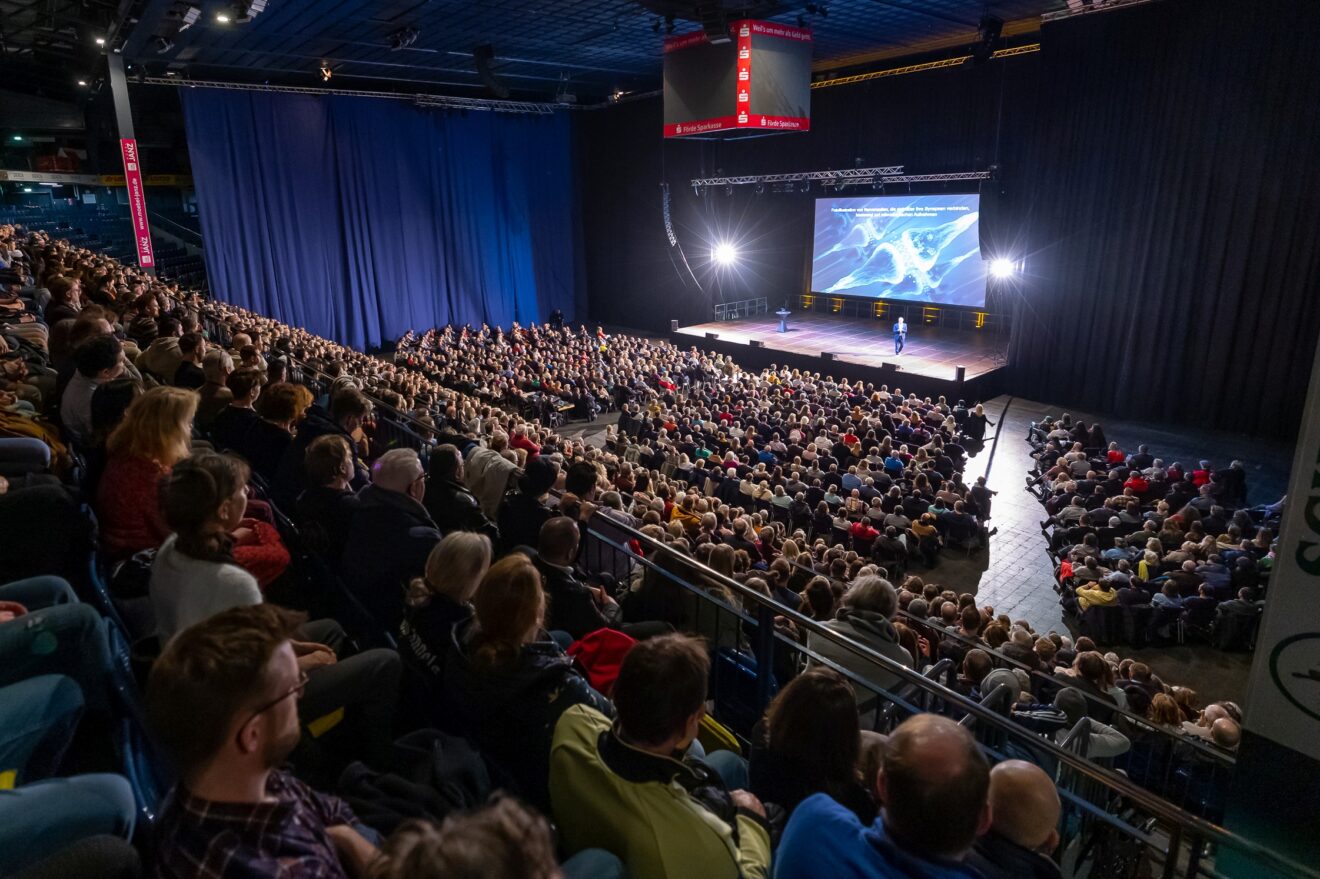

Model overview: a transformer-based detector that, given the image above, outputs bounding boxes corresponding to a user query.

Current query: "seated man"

[147,604,381,878]
[294,434,360,562]
[536,516,623,641]
[550,633,771,879]
[775,713,991,878]
[969,760,1062,879]
[59,333,124,446]
[341,448,441,630]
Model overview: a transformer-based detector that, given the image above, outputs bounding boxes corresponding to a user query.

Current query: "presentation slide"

[810,194,985,307]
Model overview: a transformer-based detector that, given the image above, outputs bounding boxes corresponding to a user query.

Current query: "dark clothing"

[969,831,1062,879]
[210,405,261,456]
[496,491,554,553]
[341,485,442,630]
[441,619,612,809]
[424,478,499,542]
[172,360,205,390]
[152,772,359,879]
[397,595,472,688]
[239,419,293,483]
[294,485,360,562]
[536,558,622,641]
[274,407,368,507]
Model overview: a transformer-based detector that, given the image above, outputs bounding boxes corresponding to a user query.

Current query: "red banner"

[118,138,155,268]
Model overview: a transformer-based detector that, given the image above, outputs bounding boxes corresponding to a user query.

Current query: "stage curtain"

[1004,0,1320,437]
[181,89,583,350]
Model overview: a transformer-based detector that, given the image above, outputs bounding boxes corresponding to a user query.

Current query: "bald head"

[1211,718,1241,750]
[879,714,991,860]
[988,760,1061,853]
[538,515,580,565]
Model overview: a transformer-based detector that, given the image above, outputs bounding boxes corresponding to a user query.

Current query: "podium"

[776,308,791,333]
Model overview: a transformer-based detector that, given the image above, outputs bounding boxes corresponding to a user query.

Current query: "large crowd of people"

[0,219,1254,877]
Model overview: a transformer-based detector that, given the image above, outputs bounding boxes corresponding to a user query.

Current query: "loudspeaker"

[706,332,719,340]
[971,15,1002,64]
[821,352,834,361]
[473,44,510,99]
[670,320,679,332]
[955,365,966,383]
[749,339,764,348]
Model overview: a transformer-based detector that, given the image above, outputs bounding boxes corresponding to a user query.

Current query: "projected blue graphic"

[810,194,985,307]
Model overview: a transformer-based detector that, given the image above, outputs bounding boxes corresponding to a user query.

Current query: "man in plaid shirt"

[146,605,381,878]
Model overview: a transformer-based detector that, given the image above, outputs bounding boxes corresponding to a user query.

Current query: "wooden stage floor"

[676,312,1006,382]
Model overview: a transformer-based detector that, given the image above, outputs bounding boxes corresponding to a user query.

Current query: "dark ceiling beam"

[120,0,178,60]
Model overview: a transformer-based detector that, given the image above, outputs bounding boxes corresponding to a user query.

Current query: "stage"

[675,311,1006,383]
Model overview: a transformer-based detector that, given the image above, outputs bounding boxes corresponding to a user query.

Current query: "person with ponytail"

[151,449,403,763]
[441,553,612,810]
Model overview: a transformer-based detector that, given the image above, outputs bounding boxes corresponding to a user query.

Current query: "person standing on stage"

[892,317,907,355]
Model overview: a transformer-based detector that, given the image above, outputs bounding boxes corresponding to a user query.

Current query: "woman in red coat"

[96,386,197,561]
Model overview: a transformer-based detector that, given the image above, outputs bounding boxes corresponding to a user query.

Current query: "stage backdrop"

[579,0,1320,439]
[181,90,583,350]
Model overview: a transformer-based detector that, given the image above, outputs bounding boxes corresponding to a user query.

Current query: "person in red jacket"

[96,386,197,561]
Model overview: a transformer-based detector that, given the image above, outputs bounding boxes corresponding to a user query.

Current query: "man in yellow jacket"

[550,634,772,879]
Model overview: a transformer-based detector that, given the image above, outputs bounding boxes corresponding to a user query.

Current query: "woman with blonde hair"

[399,532,493,682]
[97,385,197,560]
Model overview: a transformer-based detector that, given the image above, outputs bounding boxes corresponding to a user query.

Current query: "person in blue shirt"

[892,318,907,355]
[775,713,992,879]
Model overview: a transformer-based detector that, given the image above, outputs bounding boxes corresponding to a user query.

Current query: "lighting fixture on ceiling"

[175,4,201,30]
[320,63,333,82]
[216,11,231,22]
[77,79,88,86]
[12,135,23,141]
[94,36,106,46]
[153,35,175,53]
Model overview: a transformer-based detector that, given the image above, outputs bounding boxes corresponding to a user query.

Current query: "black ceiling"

[122,0,1060,102]
[0,0,1065,109]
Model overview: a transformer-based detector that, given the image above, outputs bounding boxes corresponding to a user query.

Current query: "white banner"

[1244,335,1320,759]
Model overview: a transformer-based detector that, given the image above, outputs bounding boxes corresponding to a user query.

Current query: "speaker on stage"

[670,320,679,332]
[955,365,966,383]
[706,332,719,340]
[749,339,764,348]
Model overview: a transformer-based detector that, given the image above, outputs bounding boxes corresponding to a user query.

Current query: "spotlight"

[95,36,106,45]
[153,35,175,53]
[724,184,733,196]
[11,135,22,141]
[754,182,765,195]
[77,79,88,86]
[713,242,738,266]
[216,11,231,22]
[388,26,419,51]
[989,258,1016,279]
[176,4,201,31]
[319,62,333,81]
[799,179,810,192]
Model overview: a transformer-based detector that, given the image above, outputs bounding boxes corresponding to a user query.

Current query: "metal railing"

[713,297,769,321]
[574,509,1315,879]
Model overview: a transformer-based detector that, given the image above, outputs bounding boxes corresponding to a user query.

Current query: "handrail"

[147,211,204,247]
[576,506,1320,879]
[780,548,1237,767]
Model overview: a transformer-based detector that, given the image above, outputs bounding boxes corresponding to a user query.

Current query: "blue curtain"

[181,89,583,350]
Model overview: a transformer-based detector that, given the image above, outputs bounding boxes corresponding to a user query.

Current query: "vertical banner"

[735,21,752,127]
[119,138,155,268]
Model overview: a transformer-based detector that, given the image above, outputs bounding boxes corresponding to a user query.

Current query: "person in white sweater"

[150,450,402,763]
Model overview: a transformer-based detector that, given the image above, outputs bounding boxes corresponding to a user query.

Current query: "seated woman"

[398,531,492,682]
[96,385,196,561]
[442,553,613,809]
[749,667,880,823]
[150,450,401,763]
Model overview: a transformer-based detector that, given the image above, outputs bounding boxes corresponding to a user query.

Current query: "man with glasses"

[147,604,381,878]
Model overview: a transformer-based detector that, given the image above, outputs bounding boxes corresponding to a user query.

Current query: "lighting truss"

[689,168,994,190]
[691,166,905,188]
[812,44,1040,90]
[140,78,558,114]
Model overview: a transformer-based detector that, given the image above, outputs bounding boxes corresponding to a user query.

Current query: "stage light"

[713,242,738,266]
[216,11,231,22]
[11,135,22,141]
[95,36,106,45]
[77,79,88,86]
[989,258,1016,279]
[320,63,333,81]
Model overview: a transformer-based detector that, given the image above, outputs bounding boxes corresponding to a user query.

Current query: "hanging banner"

[118,138,156,268]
